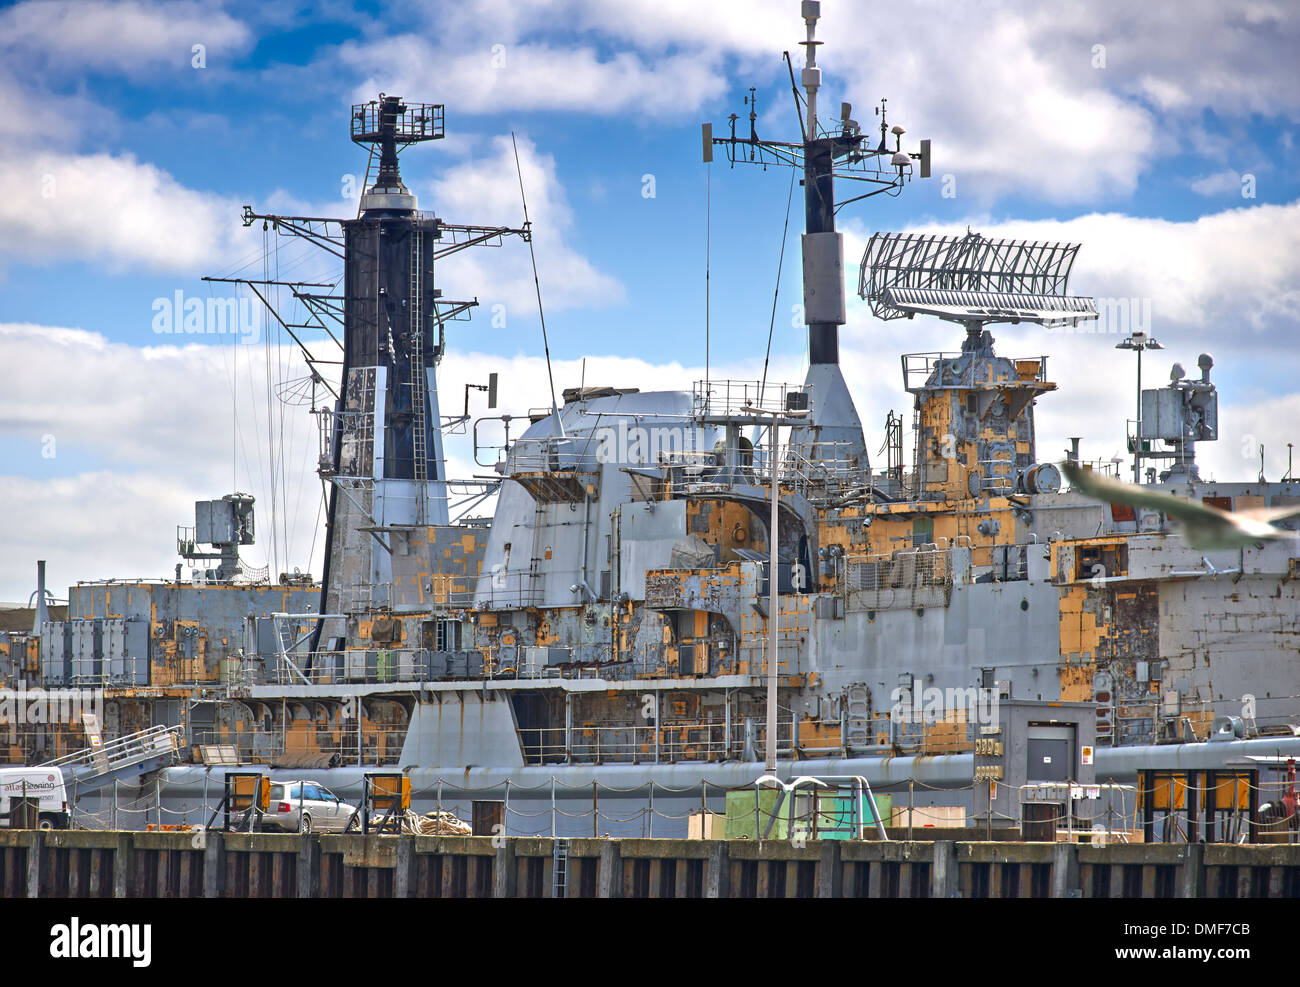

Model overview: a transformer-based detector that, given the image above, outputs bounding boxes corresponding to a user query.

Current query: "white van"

[0,767,71,830]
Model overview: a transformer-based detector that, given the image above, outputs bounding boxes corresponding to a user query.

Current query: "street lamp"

[741,403,810,775]
[1115,330,1162,483]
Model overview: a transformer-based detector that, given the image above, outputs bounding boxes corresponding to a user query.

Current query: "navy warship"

[3,1,1299,838]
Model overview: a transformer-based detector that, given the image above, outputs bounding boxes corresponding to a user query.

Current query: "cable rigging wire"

[760,165,798,407]
[511,131,562,437]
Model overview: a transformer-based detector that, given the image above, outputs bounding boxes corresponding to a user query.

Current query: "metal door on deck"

[1026,724,1075,783]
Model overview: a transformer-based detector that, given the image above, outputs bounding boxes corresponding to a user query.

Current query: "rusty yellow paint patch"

[1059,664,1095,702]
[1058,586,1100,658]
[797,718,842,748]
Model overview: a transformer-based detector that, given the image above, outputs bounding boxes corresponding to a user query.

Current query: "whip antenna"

[512,132,563,436]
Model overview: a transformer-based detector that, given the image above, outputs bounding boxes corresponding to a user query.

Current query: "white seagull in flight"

[1061,462,1300,551]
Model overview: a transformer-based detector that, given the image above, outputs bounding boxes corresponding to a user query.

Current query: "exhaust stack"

[32,560,49,634]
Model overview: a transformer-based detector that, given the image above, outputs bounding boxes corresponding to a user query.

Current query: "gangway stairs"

[39,724,184,793]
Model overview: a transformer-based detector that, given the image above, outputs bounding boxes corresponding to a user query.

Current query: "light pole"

[1115,330,1162,483]
[742,403,810,774]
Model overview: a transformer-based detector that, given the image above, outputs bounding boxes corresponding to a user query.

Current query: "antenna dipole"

[800,0,822,135]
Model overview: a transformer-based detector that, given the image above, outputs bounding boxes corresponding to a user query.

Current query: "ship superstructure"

[3,2,1300,835]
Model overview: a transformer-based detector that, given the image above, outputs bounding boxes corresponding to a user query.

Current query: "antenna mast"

[702,0,932,470]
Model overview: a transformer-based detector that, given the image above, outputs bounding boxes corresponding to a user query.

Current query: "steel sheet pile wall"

[2,831,1299,898]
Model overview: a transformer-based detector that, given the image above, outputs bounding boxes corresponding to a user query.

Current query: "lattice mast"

[222,96,529,652]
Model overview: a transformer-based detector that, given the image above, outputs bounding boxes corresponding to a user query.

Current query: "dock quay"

[4,830,1298,899]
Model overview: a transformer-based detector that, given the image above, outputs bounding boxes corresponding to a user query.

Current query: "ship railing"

[516,714,797,766]
[189,727,406,766]
[40,724,182,776]
[261,647,619,687]
[339,581,394,613]
[1072,457,1124,480]
[261,649,486,687]
[692,379,805,419]
[470,567,544,609]
[508,436,589,474]
[901,351,1050,393]
[660,443,868,498]
[41,656,150,688]
[841,545,953,593]
[771,444,868,496]
[735,637,803,679]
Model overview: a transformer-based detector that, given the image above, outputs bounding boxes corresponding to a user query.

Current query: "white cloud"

[0,72,111,147]
[419,135,623,312]
[391,0,1300,203]
[0,151,251,273]
[1199,392,1300,483]
[1189,169,1244,196]
[0,137,614,305]
[0,0,252,75]
[338,36,726,118]
[327,1,1160,203]
[0,323,324,599]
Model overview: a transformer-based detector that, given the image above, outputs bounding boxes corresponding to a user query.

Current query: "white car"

[262,780,360,833]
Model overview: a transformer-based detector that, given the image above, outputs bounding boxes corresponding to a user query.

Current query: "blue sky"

[1,0,1298,600]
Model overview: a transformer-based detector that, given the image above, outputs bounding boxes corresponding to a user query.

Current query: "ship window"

[1075,543,1128,581]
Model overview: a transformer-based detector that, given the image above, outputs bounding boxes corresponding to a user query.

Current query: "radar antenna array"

[860,231,1098,330]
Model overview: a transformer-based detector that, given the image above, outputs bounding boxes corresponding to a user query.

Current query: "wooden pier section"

[2,830,1298,898]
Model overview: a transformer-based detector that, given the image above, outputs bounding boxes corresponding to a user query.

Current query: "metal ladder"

[409,231,429,525]
[911,405,923,496]
[552,837,569,898]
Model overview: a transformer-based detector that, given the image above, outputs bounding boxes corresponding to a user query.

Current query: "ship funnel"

[32,560,49,634]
